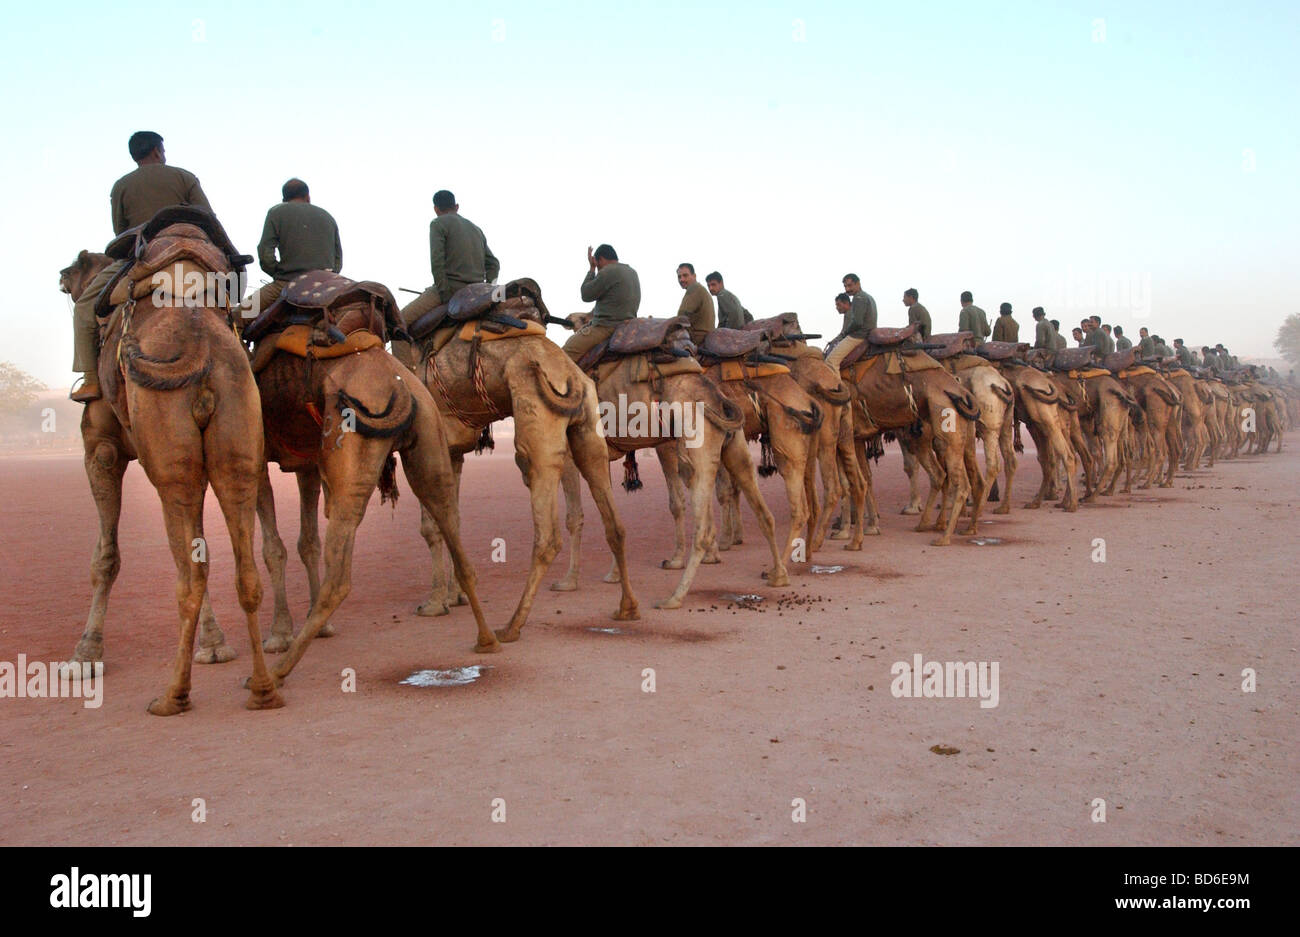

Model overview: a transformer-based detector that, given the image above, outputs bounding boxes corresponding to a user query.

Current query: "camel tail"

[782,401,823,435]
[1109,387,1145,425]
[990,383,1014,404]
[335,385,415,439]
[1153,383,1181,407]
[946,389,981,422]
[378,453,400,506]
[120,311,212,391]
[531,360,585,416]
[704,397,746,432]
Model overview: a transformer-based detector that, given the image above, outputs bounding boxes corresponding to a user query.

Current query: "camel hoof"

[1023,502,1041,510]
[654,596,683,610]
[864,525,881,536]
[193,643,237,665]
[245,689,285,711]
[702,554,721,565]
[490,628,518,645]
[601,571,622,584]
[244,673,286,689]
[660,558,685,570]
[900,505,921,515]
[416,599,451,618]
[613,605,640,621]
[993,504,1010,515]
[913,522,929,533]
[262,634,292,654]
[147,695,192,716]
[71,638,104,663]
[550,578,579,593]
[842,542,863,552]
[317,622,336,638]
[767,571,790,587]
[451,593,468,607]
[929,537,951,547]
[829,528,850,540]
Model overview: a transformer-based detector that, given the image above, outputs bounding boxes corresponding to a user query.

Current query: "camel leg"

[854,436,883,534]
[771,435,810,569]
[550,456,585,592]
[931,427,971,546]
[656,445,691,571]
[655,442,720,609]
[567,420,638,620]
[900,445,923,514]
[145,477,209,717]
[72,438,129,664]
[721,432,788,588]
[256,464,295,652]
[208,445,282,711]
[416,503,453,616]
[836,419,866,550]
[994,417,1016,515]
[962,424,990,535]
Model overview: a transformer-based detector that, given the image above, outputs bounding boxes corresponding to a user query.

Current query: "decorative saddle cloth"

[243,271,402,346]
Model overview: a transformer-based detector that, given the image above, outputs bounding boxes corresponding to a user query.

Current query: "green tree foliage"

[0,361,46,417]
[1275,314,1300,367]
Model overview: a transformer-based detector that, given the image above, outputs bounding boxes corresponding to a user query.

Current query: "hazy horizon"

[3,0,1297,388]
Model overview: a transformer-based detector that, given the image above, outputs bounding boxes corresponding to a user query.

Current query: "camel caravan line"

[57,207,1296,714]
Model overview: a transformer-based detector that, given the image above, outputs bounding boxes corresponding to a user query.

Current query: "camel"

[931,336,1017,517]
[555,316,788,608]
[839,334,986,545]
[409,292,639,644]
[1116,368,1182,488]
[248,283,500,677]
[59,235,281,716]
[1161,367,1209,470]
[983,354,1080,512]
[1038,363,1141,500]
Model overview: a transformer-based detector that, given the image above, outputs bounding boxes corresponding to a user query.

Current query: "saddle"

[744,313,800,338]
[925,331,976,360]
[976,341,1030,362]
[96,206,250,318]
[409,278,551,341]
[577,316,694,373]
[867,323,919,347]
[1025,347,1056,370]
[1101,347,1137,374]
[699,327,767,359]
[243,271,403,345]
[1051,347,1098,372]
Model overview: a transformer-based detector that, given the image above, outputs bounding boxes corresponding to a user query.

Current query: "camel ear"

[77,249,89,263]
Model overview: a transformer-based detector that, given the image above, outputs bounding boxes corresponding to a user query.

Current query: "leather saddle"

[408,278,550,341]
[1051,347,1099,372]
[96,206,251,318]
[744,313,800,338]
[699,327,767,359]
[977,341,1030,362]
[925,331,976,360]
[243,270,403,345]
[837,322,922,369]
[1102,347,1137,374]
[577,316,694,373]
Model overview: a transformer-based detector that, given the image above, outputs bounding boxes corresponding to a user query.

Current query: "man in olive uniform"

[1032,307,1053,349]
[1072,326,1086,347]
[1174,338,1193,366]
[706,272,752,329]
[1113,325,1133,351]
[1050,319,1067,350]
[1090,315,1114,354]
[394,189,499,367]
[824,274,877,369]
[244,178,342,320]
[1137,327,1155,358]
[563,244,641,363]
[991,303,1019,342]
[902,288,931,340]
[1202,346,1220,372]
[676,263,715,346]
[957,291,991,346]
[70,131,214,402]
[1152,335,1172,358]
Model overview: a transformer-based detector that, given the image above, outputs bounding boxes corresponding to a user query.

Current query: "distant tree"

[0,361,46,417]
[1275,314,1300,367]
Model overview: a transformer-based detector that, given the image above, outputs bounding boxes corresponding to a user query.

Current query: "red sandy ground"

[0,439,1296,846]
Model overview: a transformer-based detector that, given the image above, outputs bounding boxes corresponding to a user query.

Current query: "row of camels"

[57,210,1295,713]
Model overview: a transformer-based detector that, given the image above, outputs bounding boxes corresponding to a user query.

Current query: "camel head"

[60,250,112,301]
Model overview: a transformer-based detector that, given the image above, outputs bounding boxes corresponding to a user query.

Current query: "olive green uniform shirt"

[257,201,342,279]
[1115,335,1133,351]
[109,163,213,235]
[1053,329,1067,350]
[840,291,877,338]
[958,304,991,344]
[1033,318,1053,349]
[581,262,641,327]
[430,212,499,299]
[907,302,932,340]
[678,282,715,340]
[1137,336,1155,357]
[1176,345,1193,365]
[992,315,1019,343]
[1153,341,1172,358]
[715,288,750,330]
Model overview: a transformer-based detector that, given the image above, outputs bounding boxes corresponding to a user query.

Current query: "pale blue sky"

[3,0,1296,386]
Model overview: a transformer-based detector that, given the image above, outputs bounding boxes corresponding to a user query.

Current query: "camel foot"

[864,525,881,536]
[993,504,1010,515]
[829,528,850,540]
[416,598,451,617]
[317,622,336,638]
[193,642,237,665]
[929,536,952,547]
[767,570,790,587]
[660,558,685,570]
[842,542,863,551]
[71,636,104,664]
[262,633,292,654]
[486,629,514,647]
[245,673,286,689]
[702,552,721,565]
[146,695,192,716]
[550,576,579,593]
[613,604,640,621]
[900,505,921,515]
[602,570,622,584]
[1060,501,1079,513]
[244,682,285,710]
[654,596,683,610]
[913,521,930,533]
[1023,501,1042,510]
[1158,482,1173,489]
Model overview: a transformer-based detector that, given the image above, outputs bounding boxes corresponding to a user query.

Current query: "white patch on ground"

[586,627,628,635]
[810,565,845,574]
[401,666,489,687]
[968,537,1002,546]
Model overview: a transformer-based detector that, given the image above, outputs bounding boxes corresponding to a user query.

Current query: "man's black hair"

[282,178,309,201]
[433,189,456,209]
[835,292,851,304]
[705,271,723,283]
[904,287,919,300]
[960,291,973,303]
[677,262,695,275]
[128,131,163,162]
[593,244,618,262]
